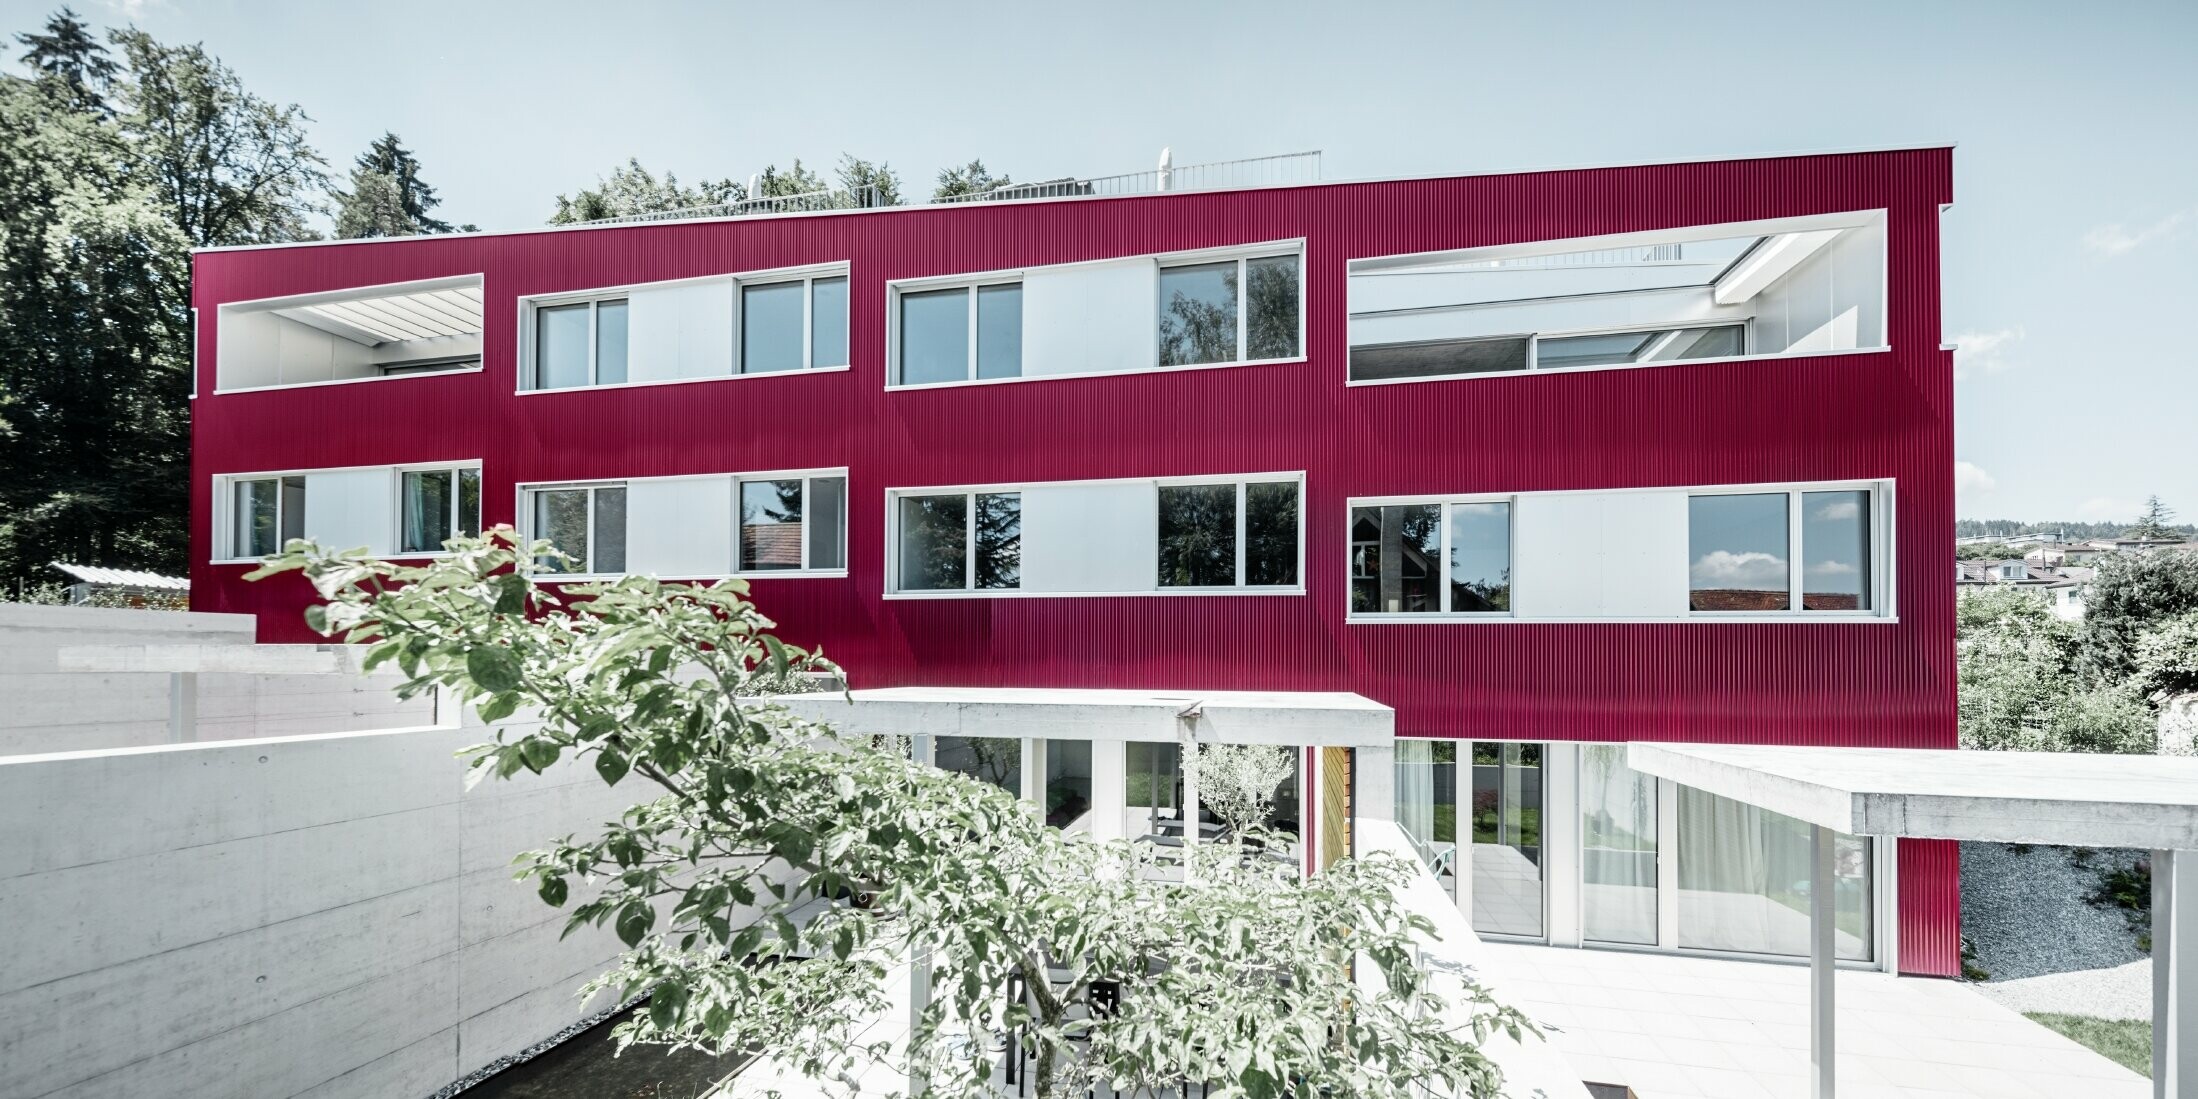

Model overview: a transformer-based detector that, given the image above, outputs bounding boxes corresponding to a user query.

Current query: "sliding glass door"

[1396,739,1546,940]
[1580,744,1658,945]
[1677,787,1873,961]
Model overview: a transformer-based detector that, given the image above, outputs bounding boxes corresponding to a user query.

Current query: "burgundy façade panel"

[190,148,1960,971]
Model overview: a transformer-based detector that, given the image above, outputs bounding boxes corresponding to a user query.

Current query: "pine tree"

[2131,495,2179,541]
[15,8,114,105]
[333,132,458,238]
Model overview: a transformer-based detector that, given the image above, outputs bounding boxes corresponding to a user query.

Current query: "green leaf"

[538,876,568,907]
[595,747,630,786]
[466,644,523,692]
[520,737,560,773]
[649,982,684,1030]
[761,634,789,680]
[492,573,527,615]
[302,603,329,635]
[615,900,654,946]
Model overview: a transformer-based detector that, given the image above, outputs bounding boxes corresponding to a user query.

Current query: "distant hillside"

[1955,518,2198,541]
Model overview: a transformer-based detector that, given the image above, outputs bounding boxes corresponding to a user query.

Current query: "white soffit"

[1712,229,1843,304]
[272,286,484,346]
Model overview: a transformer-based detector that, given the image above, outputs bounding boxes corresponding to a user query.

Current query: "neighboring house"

[187,146,1962,976]
[1955,558,2094,619]
[46,562,189,607]
[2084,536,2191,553]
[2023,542,2104,567]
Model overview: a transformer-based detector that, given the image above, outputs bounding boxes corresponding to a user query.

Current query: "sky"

[8,0,2193,525]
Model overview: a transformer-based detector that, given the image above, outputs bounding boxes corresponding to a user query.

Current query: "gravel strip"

[1976,959,2152,1021]
[426,995,644,1099]
[1961,841,2147,982]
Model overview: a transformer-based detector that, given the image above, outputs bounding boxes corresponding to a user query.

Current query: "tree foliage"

[1194,743,1295,837]
[932,159,1011,201]
[333,132,462,238]
[2074,550,2198,681]
[548,158,745,224]
[15,7,113,105]
[2130,495,2181,541]
[1957,578,2163,754]
[251,531,1534,1099]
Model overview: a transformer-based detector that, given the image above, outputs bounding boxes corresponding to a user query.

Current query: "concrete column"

[1356,744,1395,824]
[1091,741,1125,842]
[1543,743,1580,948]
[2154,848,2197,1098]
[1810,823,1836,1099]
[908,945,933,1097]
[1021,738,1044,817]
[167,671,197,743]
[1179,729,1200,884]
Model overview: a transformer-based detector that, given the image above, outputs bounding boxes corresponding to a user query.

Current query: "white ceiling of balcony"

[272,285,483,346]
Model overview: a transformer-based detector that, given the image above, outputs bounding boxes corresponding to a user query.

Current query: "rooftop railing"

[574,151,1325,226]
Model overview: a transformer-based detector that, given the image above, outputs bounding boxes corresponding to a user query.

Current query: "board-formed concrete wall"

[0,604,433,756]
[0,718,639,1099]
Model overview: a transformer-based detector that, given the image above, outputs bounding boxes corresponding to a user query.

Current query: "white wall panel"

[304,469,394,556]
[1598,491,1689,617]
[624,476,733,576]
[1512,494,1603,618]
[1019,482,1158,592]
[1747,222,1884,355]
[1022,259,1154,378]
[628,280,733,383]
[1513,491,1688,619]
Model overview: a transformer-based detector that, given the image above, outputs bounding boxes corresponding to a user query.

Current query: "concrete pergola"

[1628,743,2198,1099]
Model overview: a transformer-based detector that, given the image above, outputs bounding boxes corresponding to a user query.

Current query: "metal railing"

[932,150,1323,205]
[577,151,1324,225]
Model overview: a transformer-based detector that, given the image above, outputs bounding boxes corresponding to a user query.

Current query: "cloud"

[1807,560,1858,576]
[1690,551,1787,590]
[1813,498,1861,521]
[2078,496,2144,523]
[1952,327,2023,381]
[1955,461,1997,498]
[2084,210,2191,257]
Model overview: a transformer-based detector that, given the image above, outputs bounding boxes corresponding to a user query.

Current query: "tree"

[15,7,114,105]
[2074,549,2198,680]
[2130,495,2179,541]
[835,153,901,207]
[109,29,328,246]
[1194,743,1295,838]
[548,158,742,224]
[251,531,1535,1099]
[333,132,462,238]
[753,157,827,198]
[933,159,1010,201]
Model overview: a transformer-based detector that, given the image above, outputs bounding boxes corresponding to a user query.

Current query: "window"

[1678,787,1871,961]
[1690,487,1878,614]
[213,275,483,392]
[530,298,627,389]
[1158,478,1300,589]
[1349,499,1511,616]
[230,475,305,559]
[742,274,848,374]
[738,475,847,572]
[528,485,626,575]
[895,492,1021,591]
[896,281,1022,384]
[1348,212,1887,384]
[399,468,482,554]
[1157,253,1301,367]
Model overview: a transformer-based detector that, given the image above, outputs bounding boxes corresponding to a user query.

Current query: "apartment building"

[188,146,1959,976]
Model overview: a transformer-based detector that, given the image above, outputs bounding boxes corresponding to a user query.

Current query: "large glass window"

[230,475,305,559]
[896,282,1021,384]
[529,485,626,575]
[1536,325,1743,371]
[1692,487,1879,614]
[1158,253,1301,367]
[1158,479,1298,589]
[530,298,627,390]
[1125,741,1186,879]
[1350,505,1439,613]
[1688,492,1791,612]
[1350,336,1530,382]
[895,491,1019,592]
[809,276,849,369]
[399,468,482,554]
[1043,740,1094,833]
[1471,743,1544,938]
[741,274,847,374]
[1580,745,1658,946]
[1677,788,1872,961]
[936,736,1022,798]
[738,475,846,573]
[1448,502,1511,612]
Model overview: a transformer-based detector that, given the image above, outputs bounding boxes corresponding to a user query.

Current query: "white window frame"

[1345,210,1890,388]
[885,488,1023,594]
[212,471,308,563]
[887,277,1023,385]
[738,269,851,375]
[516,480,628,578]
[1154,473,1307,593]
[517,264,852,395]
[734,468,852,577]
[1687,481,1891,619]
[393,461,485,558]
[1343,494,1517,621]
[883,471,1307,598]
[1154,244,1307,371]
[521,295,627,391]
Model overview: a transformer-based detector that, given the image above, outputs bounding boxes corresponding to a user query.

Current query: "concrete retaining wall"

[0,719,640,1099]
[0,604,432,756]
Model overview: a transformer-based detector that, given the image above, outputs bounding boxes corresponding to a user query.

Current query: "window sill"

[887,355,1308,392]
[211,365,485,396]
[1343,345,1892,388]
[884,586,1306,600]
[517,364,851,396]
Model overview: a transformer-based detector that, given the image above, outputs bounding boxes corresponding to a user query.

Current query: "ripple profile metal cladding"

[192,148,1961,972]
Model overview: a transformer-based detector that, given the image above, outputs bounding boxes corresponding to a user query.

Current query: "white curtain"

[1677,787,1871,960]
[1395,739,1436,865]
[1579,745,1657,945]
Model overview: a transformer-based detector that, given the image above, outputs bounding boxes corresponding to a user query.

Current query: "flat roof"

[1627,743,2198,849]
[193,142,1954,256]
[770,686,1393,747]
